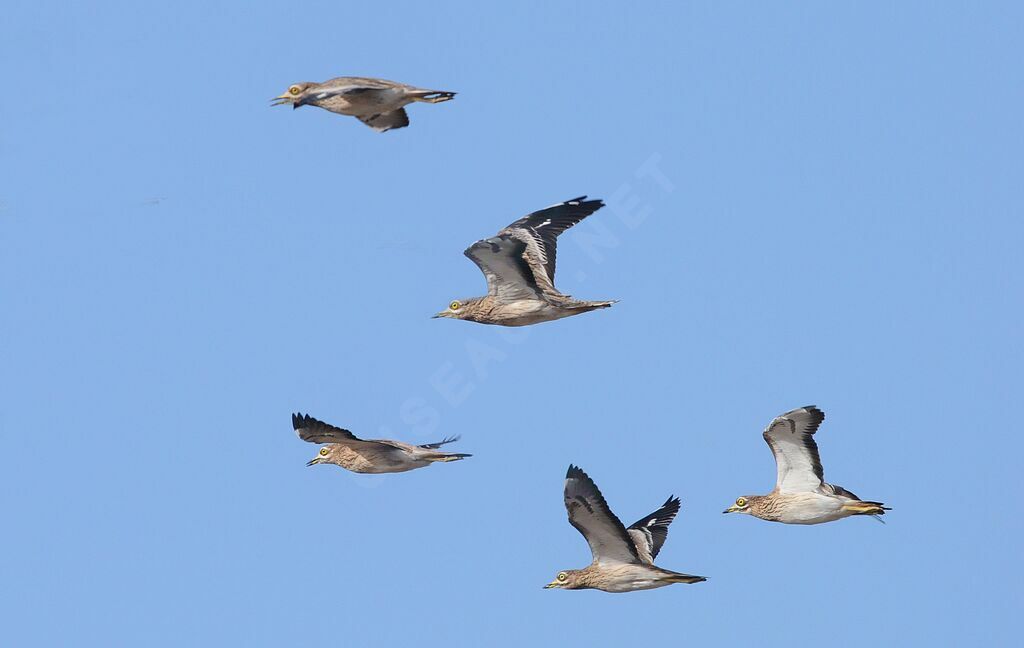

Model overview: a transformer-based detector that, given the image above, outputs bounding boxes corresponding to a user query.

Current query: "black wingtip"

[803,405,825,423]
[291,412,306,429]
[661,496,682,516]
[566,464,587,480]
[563,195,605,210]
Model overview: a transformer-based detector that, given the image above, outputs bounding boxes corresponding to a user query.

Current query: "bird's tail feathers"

[412,90,456,104]
[661,569,707,585]
[427,452,472,463]
[569,299,617,311]
[841,501,890,517]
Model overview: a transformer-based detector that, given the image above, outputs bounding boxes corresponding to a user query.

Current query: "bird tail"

[569,299,617,311]
[426,452,472,463]
[841,501,890,517]
[412,90,456,104]
[661,569,707,585]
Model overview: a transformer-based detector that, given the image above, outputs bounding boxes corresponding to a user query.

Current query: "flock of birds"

[275,75,890,593]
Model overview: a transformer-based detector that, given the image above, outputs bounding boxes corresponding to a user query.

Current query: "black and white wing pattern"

[500,196,604,290]
[626,496,681,564]
[358,108,410,132]
[463,197,604,302]
[298,79,392,103]
[292,413,361,444]
[463,236,542,302]
[563,465,640,566]
[417,435,461,450]
[762,405,827,493]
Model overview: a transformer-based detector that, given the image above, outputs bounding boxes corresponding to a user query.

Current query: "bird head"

[432,298,480,321]
[543,570,583,590]
[723,495,755,515]
[272,83,315,109]
[306,445,336,467]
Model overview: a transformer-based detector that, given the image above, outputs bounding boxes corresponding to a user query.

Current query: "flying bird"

[723,406,890,524]
[293,413,470,474]
[434,197,616,326]
[272,77,455,132]
[544,465,706,593]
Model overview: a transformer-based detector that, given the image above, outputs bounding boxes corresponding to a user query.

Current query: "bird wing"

[499,196,604,289]
[563,465,640,566]
[418,435,460,449]
[358,108,410,133]
[463,237,542,302]
[762,405,827,493]
[626,496,681,564]
[322,76,406,90]
[292,413,362,444]
[366,438,422,455]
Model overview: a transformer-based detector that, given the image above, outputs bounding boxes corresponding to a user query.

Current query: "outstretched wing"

[762,405,827,493]
[463,237,542,302]
[292,413,361,444]
[563,465,640,566]
[500,196,604,287]
[627,496,681,564]
[418,435,460,450]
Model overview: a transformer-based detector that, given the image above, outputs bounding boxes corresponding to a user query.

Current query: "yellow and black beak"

[271,92,306,109]
[306,457,321,467]
[723,504,741,514]
[543,579,561,589]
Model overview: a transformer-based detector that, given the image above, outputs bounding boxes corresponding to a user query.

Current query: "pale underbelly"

[775,494,850,524]
[602,578,674,593]
[487,301,583,326]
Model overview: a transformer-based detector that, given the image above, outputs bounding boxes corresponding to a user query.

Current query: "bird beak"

[543,580,559,589]
[431,311,447,319]
[270,94,294,107]
[723,505,739,514]
[306,458,320,467]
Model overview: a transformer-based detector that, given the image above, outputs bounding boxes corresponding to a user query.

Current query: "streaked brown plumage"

[293,413,470,474]
[272,76,455,132]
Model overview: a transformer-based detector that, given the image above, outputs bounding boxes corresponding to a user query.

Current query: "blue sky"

[1,1,1021,645]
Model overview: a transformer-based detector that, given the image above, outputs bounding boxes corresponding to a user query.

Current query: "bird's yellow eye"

[449,300,461,311]
[288,85,302,96]
[557,572,567,582]
[319,448,328,456]
[736,497,747,507]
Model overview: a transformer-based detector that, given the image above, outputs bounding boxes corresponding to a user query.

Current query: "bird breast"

[768,492,847,524]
